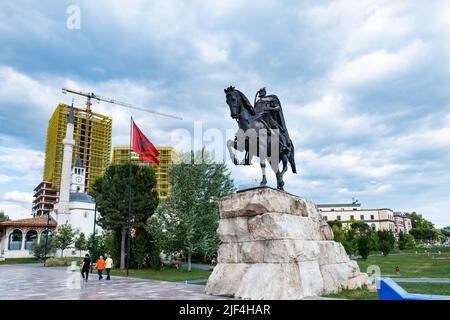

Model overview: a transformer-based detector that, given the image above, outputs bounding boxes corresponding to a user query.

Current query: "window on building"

[323,216,327,221]
[84,212,88,218]
[8,229,22,250]
[371,224,376,230]
[350,215,354,220]
[24,230,38,250]
[331,209,335,211]
[353,208,357,211]
[371,215,375,220]
[337,216,341,221]
[360,215,365,220]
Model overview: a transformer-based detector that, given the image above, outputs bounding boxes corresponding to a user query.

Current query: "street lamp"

[43,210,52,264]
[89,194,97,273]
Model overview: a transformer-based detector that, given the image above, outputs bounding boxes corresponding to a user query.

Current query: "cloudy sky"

[0,0,449,227]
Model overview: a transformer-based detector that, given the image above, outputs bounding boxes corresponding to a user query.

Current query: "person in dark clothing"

[81,254,91,281]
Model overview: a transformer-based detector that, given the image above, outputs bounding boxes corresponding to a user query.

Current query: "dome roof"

[69,192,95,203]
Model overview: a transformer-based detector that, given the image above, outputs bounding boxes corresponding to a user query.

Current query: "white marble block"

[206,187,369,299]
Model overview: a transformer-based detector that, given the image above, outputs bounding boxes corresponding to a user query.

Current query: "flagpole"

[127,116,133,276]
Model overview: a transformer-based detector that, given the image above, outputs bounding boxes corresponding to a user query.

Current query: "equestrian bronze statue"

[225,86,297,190]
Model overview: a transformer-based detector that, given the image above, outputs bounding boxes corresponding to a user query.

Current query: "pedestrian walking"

[105,255,113,280]
[97,255,105,280]
[81,253,91,281]
[395,265,401,275]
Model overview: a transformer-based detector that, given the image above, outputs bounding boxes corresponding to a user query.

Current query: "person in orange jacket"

[97,256,105,280]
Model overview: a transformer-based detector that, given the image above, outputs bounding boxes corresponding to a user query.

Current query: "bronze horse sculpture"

[225,86,297,190]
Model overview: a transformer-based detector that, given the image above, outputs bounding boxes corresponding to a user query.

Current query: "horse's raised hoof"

[260,176,267,186]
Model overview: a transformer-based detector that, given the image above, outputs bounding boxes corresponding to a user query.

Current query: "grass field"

[324,283,450,300]
[111,267,212,282]
[323,249,450,299]
[356,252,450,278]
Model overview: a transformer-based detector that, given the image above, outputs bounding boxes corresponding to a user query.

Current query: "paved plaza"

[0,264,228,300]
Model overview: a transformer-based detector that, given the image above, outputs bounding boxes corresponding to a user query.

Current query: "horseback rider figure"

[254,87,292,156]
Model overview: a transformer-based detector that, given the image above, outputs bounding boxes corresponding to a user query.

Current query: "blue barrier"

[378,278,450,300]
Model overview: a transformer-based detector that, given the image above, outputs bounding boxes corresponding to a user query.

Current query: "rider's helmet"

[258,87,267,98]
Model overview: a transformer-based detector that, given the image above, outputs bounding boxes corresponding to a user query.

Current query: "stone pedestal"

[206,187,369,299]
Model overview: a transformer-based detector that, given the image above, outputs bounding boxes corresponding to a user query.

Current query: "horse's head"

[224,86,240,119]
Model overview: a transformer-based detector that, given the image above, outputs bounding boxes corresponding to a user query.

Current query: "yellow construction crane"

[62,87,183,120]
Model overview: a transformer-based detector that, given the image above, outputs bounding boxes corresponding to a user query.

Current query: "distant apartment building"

[317,203,399,234]
[32,181,58,217]
[393,212,412,234]
[111,146,178,199]
[32,103,112,215]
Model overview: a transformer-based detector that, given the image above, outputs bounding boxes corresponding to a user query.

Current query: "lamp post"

[43,210,52,263]
[90,194,97,273]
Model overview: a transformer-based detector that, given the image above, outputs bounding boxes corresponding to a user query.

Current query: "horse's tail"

[289,142,297,174]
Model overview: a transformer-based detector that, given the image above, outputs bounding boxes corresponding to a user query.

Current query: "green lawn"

[323,250,450,299]
[324,283,450,300]
[111,267,212,282]
[400,283,450,295]
[324,286,379,300]
[356,253,450,278]
[0,258,41,265]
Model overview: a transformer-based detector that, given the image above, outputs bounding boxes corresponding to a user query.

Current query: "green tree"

[74,232,87,257]
[30,238,56,259]
[404,211,444,244]
[398,231,415,250]
[54,223,76,257]
[87,232,106,261]
[405,212,434,229]
[350,220,371,235]
[327,220,342,229]
[93,162,159,269]
[132,229,160,269]
[151,149,235,271]
[0,210,9,222]
[356,235,371,259]
[342,227,358,256]
[377,230,395,256]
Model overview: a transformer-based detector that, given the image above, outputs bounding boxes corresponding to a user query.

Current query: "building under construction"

[33,103,112,216]
[112,146,178,199]
[42,103,112,193]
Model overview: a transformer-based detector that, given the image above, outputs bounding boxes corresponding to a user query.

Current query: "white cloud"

[0,66,62,114]
[0,190,33,204]
[0,145,44,174]
[331,39,430,89]
[0,202,31,220]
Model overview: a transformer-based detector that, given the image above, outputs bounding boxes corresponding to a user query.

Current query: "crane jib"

[62,87,182,120]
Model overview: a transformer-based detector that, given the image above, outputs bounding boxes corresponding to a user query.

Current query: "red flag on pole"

[132,121,160,165]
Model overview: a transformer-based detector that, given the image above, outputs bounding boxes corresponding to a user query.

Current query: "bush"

[30,238,56,259]
[357,235,371,259]
[379,241,393,256]
[398,231,415,250]
[45,257,83,267]
[148,250,163,270]
[377,230,395,256]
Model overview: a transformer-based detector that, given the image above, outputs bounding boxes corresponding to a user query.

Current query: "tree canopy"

[93,162,159,269]
[54,223,76,257]
[0,210,9,222]
[148,149,235,271]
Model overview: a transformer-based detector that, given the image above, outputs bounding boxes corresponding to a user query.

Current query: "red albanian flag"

[132,121,160,165]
